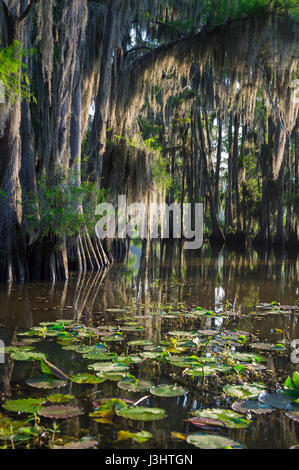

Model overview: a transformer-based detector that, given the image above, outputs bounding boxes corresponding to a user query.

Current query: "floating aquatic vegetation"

[90,398,128,418]
[185,417,226,429]
[192,408,250,429]
[26,376,67,389]
[38,406,83,419]
[71,373,106,384]
[232,400,273,415]
[117,378,153,393]
[249,342,286,351]
[2,398,45,414]
[150,384,188,397]
[2,296,297,449]
[116,406,166,421]
[117,430,153,442]
[46,394,75,403]
[185,364,232,378]
[258,393,299,411]
[223,383,266,399]
[186,433,244,449]
[10,350,47,361]
[82,352,118,361]
[88,362,129,373]
[230,352,267,363]
[52,438,98,449]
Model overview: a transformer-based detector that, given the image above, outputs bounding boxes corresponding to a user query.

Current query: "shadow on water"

[0,241,298,449]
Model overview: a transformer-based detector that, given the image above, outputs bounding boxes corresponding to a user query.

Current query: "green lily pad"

[47,394,75,403]
[117,355,143,364]
[71,373,106,384]
[224,383,265,399]
[193,408,250,429]
[38,406,83,419]
[150,384,188,397]
[186,433,244,449]
[10,350,47,361]
[117,430,152,443]
[117,379,153,393]
[97,372,127,382]
[2,398,45,414]
[82,352,118,361]
[62,345,96,354]
[90,398,129,418]
[88,362,129,373]
[52,438,98,449]
[26,376,67,389]
[140,352,162,360]
[116,406,166,421]
[127,340,154,347]
[185,364,232,377]
[231,352,267,363]
[101,334,124,342]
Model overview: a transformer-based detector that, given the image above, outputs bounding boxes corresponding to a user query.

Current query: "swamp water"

[0,242,298,449]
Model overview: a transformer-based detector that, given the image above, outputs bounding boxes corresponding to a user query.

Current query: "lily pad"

[223,383,265,399]
[47,394,75,403]
[52,438,98,449]
[116,406,166,421]
[127,340,154,347]
[82,352,118,361]
[26,376,67,389]
[88,362,129,373]
[117,430,152,443]
[193,408,250,429]
[258,393,299,411]
[2,398,45,414]
[117,379,153,393]
[10,350,47,361]
[90,398,128,418]
[231,352,267,363]
[38,405,83,419]
[150,384,188,397]
[232,400,273,415]
[71,373,106,384]
[186,433,244,449]
[186,417,226,429]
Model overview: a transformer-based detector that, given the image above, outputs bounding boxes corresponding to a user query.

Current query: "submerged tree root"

[0,231,128,283]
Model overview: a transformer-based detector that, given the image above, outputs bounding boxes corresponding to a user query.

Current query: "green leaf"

[2,398,45,414]
[116,407,166,421]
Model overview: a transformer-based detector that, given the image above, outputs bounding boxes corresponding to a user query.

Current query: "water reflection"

[0,242,298,449]
[0,241,298,340]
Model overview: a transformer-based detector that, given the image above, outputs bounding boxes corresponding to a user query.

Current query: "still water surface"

[0,242,298,449]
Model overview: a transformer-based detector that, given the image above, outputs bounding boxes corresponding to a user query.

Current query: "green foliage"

[23,171,109,239]
[0,40,36,103]
[284,372,299,399]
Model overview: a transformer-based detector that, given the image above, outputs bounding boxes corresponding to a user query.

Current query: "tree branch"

[18,0,38,23]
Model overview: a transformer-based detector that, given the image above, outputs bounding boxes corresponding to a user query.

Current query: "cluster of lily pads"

[0,302,298,449]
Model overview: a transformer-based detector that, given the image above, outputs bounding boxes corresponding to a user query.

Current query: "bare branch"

[18,0,38,23]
